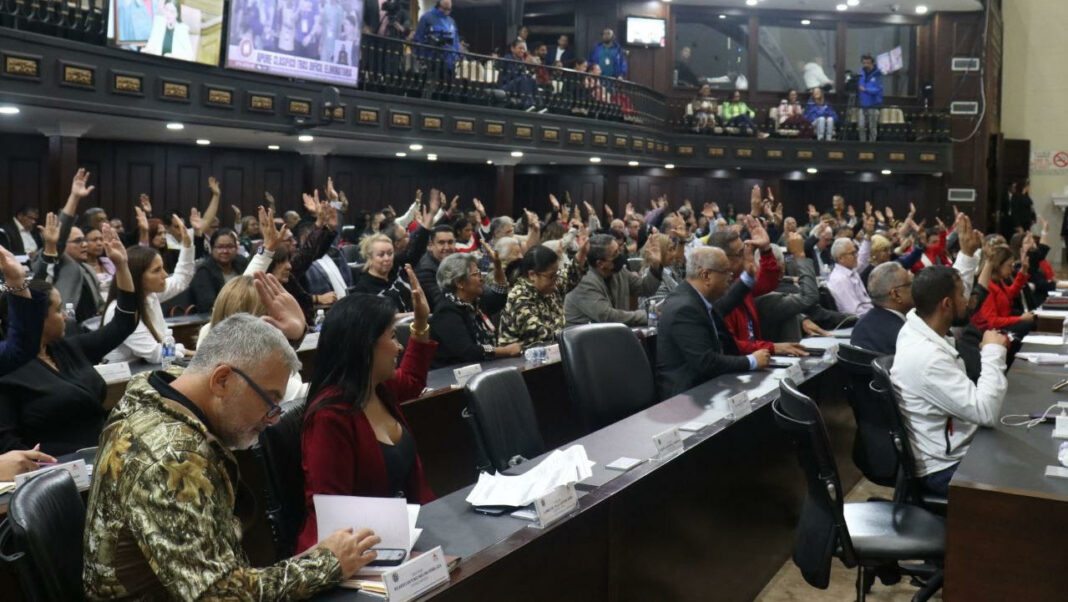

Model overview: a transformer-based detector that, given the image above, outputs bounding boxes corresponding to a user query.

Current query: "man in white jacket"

[890,265,1009,496]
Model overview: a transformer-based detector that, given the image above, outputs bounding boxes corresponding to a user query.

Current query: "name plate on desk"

[383,545,450,602]
[533,482,578,528]
[94,362,132,384]
[728,392,751,420]
[453,364,482,387]
[652,426,684,459]
[297,331,320,352]
[784,364,804,383]
[544,344,561,363]
[823,343,840,364]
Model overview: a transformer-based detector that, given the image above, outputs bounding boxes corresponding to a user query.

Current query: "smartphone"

[368,548,408,567]
[472,505,513,516]
[801,347,826,356]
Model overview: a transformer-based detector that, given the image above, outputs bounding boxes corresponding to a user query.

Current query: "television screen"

[225,0,364,86]
[626,16,666,48]
[108,0,225,66]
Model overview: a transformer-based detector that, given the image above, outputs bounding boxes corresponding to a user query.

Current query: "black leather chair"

[0,470,85,602]
[559,323,657,431]
[462,367,546,473]
[395,315,415,350]
[869,355,948,515]
[836,344,898,487]
[773,378,945,602]
[256,399,307,560]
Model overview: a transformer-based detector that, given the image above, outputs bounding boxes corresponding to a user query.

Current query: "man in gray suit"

[564,233,661,326]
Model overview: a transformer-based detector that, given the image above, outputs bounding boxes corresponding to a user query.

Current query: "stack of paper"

[1017,352,1068,365]
[465,445,594,508]
[13,459,91,491]
[1022,334,1068,347]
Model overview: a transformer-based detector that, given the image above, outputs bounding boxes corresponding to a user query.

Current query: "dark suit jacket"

[549,45,576,67]
[756,257,821,343]
[849,305,905,355]
[804,235,833,271]
[0,218,41,256]
[656,279,752,400]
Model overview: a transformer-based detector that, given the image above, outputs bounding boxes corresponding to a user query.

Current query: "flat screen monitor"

[108,0,225,66]
[625,16,666,48]
[225,0,364,87]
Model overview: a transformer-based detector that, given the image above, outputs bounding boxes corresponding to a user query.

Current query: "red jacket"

[297,338,439,553]
[972,270,1029,330]
[1040,259,1055,282]
[910,230,951,273]
[723,251,780,354]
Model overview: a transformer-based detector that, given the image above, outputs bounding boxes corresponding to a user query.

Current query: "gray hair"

[437,252,478,293]
[686,246,725,279]
[489,216,514,239]
[830,237,855,260]
[587,233,616,264]
[186,313,300,376]
[494,236,521,261]
[868,262,907,305]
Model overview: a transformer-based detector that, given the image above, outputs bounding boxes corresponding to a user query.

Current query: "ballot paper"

[313,496,422,554]
[1022,334,1068,347]
[465,445,595,508]
[13,459,91,490]
[1016,352,1068,365]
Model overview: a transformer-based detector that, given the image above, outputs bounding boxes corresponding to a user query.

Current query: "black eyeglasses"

[228,366,283,421]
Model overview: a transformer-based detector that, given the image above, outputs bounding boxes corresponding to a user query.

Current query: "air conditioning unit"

[951,101,980,115]
[948,188,977,203]
[951,57,981,72]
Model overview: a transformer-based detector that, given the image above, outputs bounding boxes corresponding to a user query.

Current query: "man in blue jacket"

[414,0,461,95]
[589,27,627,79]
[857,54,883,142]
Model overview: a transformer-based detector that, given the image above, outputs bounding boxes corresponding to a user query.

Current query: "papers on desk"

[297,332,320,353]
[13,459,91,491]
[94,361,132,384]
[1017,352,1068,366]
[1037,309,1068,319]
[465,445,594,508]
[1022,334,1068,347]
[798,336,841,350]
[313,495,422,571]
[0,482,14,495]
[828,327,853,338]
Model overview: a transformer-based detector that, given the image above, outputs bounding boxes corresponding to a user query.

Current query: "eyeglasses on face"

[228,366,282,421]
[214,244,237,251]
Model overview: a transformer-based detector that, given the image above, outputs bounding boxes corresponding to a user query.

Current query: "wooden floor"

[754,479,943,602]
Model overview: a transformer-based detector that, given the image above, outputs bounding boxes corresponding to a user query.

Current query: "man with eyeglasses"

[826,236,873,316]
[85,310,382,600]
[850,262,914,354]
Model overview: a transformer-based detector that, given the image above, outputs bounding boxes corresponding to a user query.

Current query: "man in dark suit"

[757,235,854,342]
[657,246,770,400]
[0,206,41,257]
[804,221,834,275]
[850,262,913,354]
[549,34,575,67]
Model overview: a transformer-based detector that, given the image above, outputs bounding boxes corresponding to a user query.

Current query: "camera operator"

[414,0,461,98]
[364,0,410,39]
[857,54,884,142]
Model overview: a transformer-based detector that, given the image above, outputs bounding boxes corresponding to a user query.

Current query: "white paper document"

[465,445,594,507]
[1023,334,1068,347]
[1017,352,1068,365]
[313,495,421,553]
[799,336,842,350]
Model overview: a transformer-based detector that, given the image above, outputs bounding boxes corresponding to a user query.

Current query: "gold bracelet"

[409,322,430,337]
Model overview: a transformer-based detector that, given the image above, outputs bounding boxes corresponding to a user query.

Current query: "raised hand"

[742,214,770,250]
[253,271,306,341]
[415,189,423,203]
[40,212,61,251]
[428,190,441,216]
[264,191,276,209]
[259,206,284,252]
[189,207,203,235]
[69,168,95,201]
[625,202,635,217]
[472,197,486,217]
[318,198,338,231]
[885,206,895,221]
[101,223,127,265]
[133,206,149,235]
[583,200,595,217]
[786,232,805,259]
[604,204,614,220]
[449,195,460,213]
[405,264,430,336]
[750,185,762,215]
[171,214,191,246]
[875,209,886,223]
[326,177,339,201]
[701,203,715,219]
[575,228,590,265]
[908,202,916,217]
[847,205,856,218]
[549,194,561,211]
[643,238,662,268]
[864,200,873,216]
[139,193,153,215]
[0,246,28,295]
[208,176,220,197]
[302,193,319,216]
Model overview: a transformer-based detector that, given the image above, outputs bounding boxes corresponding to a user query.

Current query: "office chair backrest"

[257,400,307,560]
[773,378,856,589]
[559,323,657,431]
[463,367,546,472]
[835,344,898,486]
[870,355,927,505]
[0,470,86,601]
[394,315,415,350]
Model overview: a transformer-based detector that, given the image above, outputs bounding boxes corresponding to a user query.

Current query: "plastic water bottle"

[161,328,176,370]
[64,302,76,322]
[1062,317,1068,345]
[647,303,659,329]
[314,309,326,332]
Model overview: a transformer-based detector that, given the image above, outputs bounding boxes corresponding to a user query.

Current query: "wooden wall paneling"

[105,142,166,226]
[166,145,213,222]
[0,134,49,222]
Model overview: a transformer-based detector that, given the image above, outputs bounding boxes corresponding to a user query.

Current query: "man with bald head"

[850,262,914,354]
[656,246,770,399]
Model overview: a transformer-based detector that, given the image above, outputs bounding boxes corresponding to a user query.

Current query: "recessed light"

[166,122,184,130]
[719,14,727,19]
[196,139,211,146]
[745,0,757,5]
[409,143,424,151]
[589,157,602,163]
[806,167,818,174]
[510,151,524,158]
[298,134,314,143]
[628,161,639,167]
[665,163,675,169]
[881,169,892,175]
[267,145,280,150]
[847,0,859,6]
[836,3,847,10]
[395,152,407,158]
[801,19,811,25]
[0,105,19,115]
[915,5,928,14]
[427,154,438,161]
[486,160,494,165]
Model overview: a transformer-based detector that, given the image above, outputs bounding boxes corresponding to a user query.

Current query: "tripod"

[845,92,858,141]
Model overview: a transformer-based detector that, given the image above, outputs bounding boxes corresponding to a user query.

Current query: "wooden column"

[495,165,515,217]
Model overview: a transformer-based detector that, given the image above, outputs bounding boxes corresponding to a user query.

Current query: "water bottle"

[64,302,76,322]
[161,328,176,370]
[314,309,326,332]
[535,346,547,364]
[647,302,659,329]
[1062,317,1068,345]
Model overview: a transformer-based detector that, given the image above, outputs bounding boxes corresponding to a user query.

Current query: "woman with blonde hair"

[350,233,414,313]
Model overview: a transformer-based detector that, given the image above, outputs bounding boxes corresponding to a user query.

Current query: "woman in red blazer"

[297,264,438,553]
[972,245,1035,333]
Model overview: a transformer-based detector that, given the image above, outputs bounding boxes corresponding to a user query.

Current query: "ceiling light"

[847,0,859,6]
[427,154,438,161]
[395,152,407,158]
[628,161,640,167]
[718,14,726,19]
[806,167,818,174]
[166,122,184,130]
[801,19,811,25]
[745,0,757,5]
[298,134,314,143]
[0,105,19,115]
[881,169,892,175]
[510,151,524,158]
[664,163,675,169]
[915,5,928,14]
[267,145,280,150]
[409,143,424,151]
[589,157,602,163]
[196,139,211,146]
[486,160,494,165]
[836,3,848,10]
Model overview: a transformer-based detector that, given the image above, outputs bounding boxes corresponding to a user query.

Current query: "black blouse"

[379,424,416,498]
[351,271,413,312]
[0,290,139,456]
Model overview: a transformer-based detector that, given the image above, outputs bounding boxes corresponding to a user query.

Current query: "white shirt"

[827,263,873,316]
[803,62,834,90]
[314,256,349,299]
[15,219,37,254]
[890,310,1008,476]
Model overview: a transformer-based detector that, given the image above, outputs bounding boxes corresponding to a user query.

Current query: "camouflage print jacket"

[83,370,341,601]
[497,259,585,349]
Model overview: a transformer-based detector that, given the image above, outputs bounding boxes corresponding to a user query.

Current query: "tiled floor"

[753,479,943,602]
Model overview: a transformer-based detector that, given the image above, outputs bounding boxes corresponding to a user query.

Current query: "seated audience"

[500,39,539,111]
[190,228,249,313]
[0,224,136,456]
[863,233,924,286]
[850,262,914,354]
[1,205,41,257]
[640,233,685,309]
[755,236,844,342]
[827,236,873,315]
[416,224,457,310]
[245,205,335,320]
[351,233,413,312]
[299,272,436,552]
[239,214,263,255]
[429,252,515,367]
[721,90,761,136]
[688,85,720,133]
[804,88,838,141]
[498,240,588,349]
[0,245,48,377]
[564,233,662,326]
[777,89,812,136]
[805,221,835,275]
[83,226,116,299]
[971,244,1036,337]
[85,308,378,599]
[891,266,1009,497]
[102,216,195,364]
[658,246,769,399]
